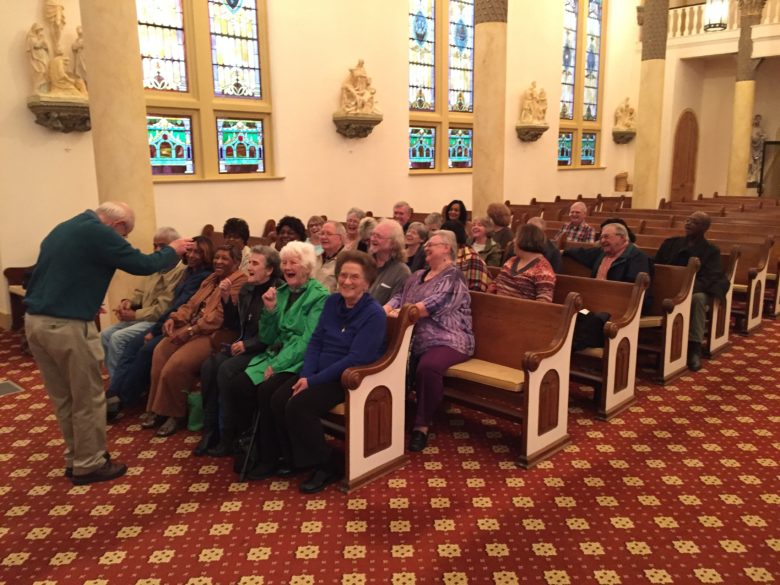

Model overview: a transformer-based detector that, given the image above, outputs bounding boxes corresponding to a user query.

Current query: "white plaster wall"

[0,0,99,317]
[503,0,641,204]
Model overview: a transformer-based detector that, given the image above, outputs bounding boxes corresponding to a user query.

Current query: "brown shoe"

[72,460,127,485]
[141,414,165,429]
[155,417,182,437]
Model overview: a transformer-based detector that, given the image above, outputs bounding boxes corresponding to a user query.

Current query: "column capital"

[475,0,508,25]
[641,0,669,61]
[738,0,767,18]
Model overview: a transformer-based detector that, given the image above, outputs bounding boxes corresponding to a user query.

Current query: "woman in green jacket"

[208,241,328,458]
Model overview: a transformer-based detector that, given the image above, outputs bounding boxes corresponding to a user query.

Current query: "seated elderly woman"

[489,224,556,302]
[344,207,366,251]
[306,215,325,256]
[274,216,307,252]
[252,250,387,493]
[468,216,503,267]
[368,218,411,305]
[441,220,491,292]
[142,245,247,436]
[405,221,428,273]
[214,241,329,461]
[487,202,514,252]
[385,230,474,452]
[357,216,377,252]
[195,245,283,456]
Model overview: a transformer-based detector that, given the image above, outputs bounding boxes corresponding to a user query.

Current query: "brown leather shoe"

[155,417,182,437]
[72,460,127,485]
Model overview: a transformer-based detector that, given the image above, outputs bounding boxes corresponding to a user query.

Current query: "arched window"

[409,0,474,172]
[558,0,606,168]
[138,0,272,179]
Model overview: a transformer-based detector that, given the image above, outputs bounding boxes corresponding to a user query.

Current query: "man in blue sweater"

[24,202,192,485]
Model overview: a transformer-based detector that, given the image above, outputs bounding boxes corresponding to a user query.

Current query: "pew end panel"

[729,237,772,335]
[328,304,419,492]
[638,259,699,384]
[554,273,649,420]
[705,247,740,358]
[443,291,581,468]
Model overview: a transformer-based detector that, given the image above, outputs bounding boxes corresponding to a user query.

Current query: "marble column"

[79,1,157,317]
[472,0,508,218]
[726,0,766,196]
[633,0,668,209]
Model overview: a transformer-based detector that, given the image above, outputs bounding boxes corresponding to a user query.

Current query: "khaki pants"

[25,314,107,475]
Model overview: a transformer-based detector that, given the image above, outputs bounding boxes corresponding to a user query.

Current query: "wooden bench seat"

[320,305,419,492]
[553,273,649,419]
[442,291,581,468]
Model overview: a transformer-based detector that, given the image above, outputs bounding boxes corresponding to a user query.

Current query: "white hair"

[279,240,318,276]
[433,229,457,261]
[96,201,135,231]
[154,226,180,243]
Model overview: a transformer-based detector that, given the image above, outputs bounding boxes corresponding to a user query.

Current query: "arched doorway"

[670,110,699,202]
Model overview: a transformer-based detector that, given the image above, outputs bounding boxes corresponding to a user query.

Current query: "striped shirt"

[494,256,556,302]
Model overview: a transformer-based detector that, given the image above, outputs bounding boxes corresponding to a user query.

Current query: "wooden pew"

[638,259,699,384]
[442,291,581,467]
[553,273,649,420]
[706,247,740,357]
[322,305,420,492]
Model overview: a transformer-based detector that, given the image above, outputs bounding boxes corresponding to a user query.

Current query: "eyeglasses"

[424,241,447,249]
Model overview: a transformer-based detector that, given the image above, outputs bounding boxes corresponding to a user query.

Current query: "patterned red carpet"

[0,325,778,585]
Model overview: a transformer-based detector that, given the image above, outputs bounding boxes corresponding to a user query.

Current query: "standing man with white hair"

[24,202,193,485]
[555,201,596,243]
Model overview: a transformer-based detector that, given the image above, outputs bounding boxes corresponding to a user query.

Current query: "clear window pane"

[558,131,574,167]
[580,132,597,165]
[216,118,265,174]
[209,0,262,98]
[409,0,436,111]
[448,0,474,113]
[409,126,436,169]
[137,0,188,92]
[147,115,194,175]
[448,128,472,168]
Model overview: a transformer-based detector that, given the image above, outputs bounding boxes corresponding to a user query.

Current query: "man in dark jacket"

[24,202,192,485]
[654,211,730,371]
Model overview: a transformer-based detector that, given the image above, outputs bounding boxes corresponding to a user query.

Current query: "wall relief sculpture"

[612,97,636,144]
[333,59,383,139]
[26,1,90,133]
[516,82,549,142]
[748,114,766,187]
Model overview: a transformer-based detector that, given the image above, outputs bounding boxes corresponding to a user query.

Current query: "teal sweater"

[25,210,179,321]
[245,278,328,384]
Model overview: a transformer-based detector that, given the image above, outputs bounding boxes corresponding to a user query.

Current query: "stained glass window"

[209,0,262,99]
[558,132,573,167]
[580,132,597,165]
[409,127,436,169]
[448,0,474,112]
[448,128,472,168]
[147,115,194,175]
[583,0,602,121]
[137,0,187,92]
[560,0,578,120]
[409,0,436,111]
[217,118,264,174]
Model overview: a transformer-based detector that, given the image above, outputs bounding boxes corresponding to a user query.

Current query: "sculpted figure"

[339,59,381,115]
[519,82,537,124]
[749,114,766,184]
[614,98,636,131]
[49,55,87,97]
[71,26,86,85]
[44,0,66,55]
[534,88,548,125]
[27,23,50,93]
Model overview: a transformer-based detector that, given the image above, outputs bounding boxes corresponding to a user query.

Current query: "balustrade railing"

[667,0,780,39]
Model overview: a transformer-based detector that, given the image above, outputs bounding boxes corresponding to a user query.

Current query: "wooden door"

[670,110,699,202]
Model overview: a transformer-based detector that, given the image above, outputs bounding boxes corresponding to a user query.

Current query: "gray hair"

[527,216,547,230]
[433,229,457,261]
[154,226,180,243]
[250,245,281,274]
[473,216,495,235]
[570,201,588,214]
[394,201,411,213]
[358,216,377,240]
[96,201,135,232]
[279,240,318,277]
[424,212,443,231]
[376,218,407,263]
[407,221,428,242]
[602,222,628,239]
[323,220,347,240]
[346,207,366,221]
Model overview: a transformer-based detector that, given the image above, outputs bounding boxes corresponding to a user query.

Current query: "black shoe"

[207,439,234,458]
[193,431,217,456]
[276,463,298,478]
[72,460,127,485]
[688,342,702,372]
[65,452,110,478]
[409,430,428,452]
[299,468,341,494]
[141,414,165,429]
[246,461,277,481]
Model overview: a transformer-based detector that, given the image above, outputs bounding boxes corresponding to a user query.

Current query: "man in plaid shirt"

[555,201,596,243]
